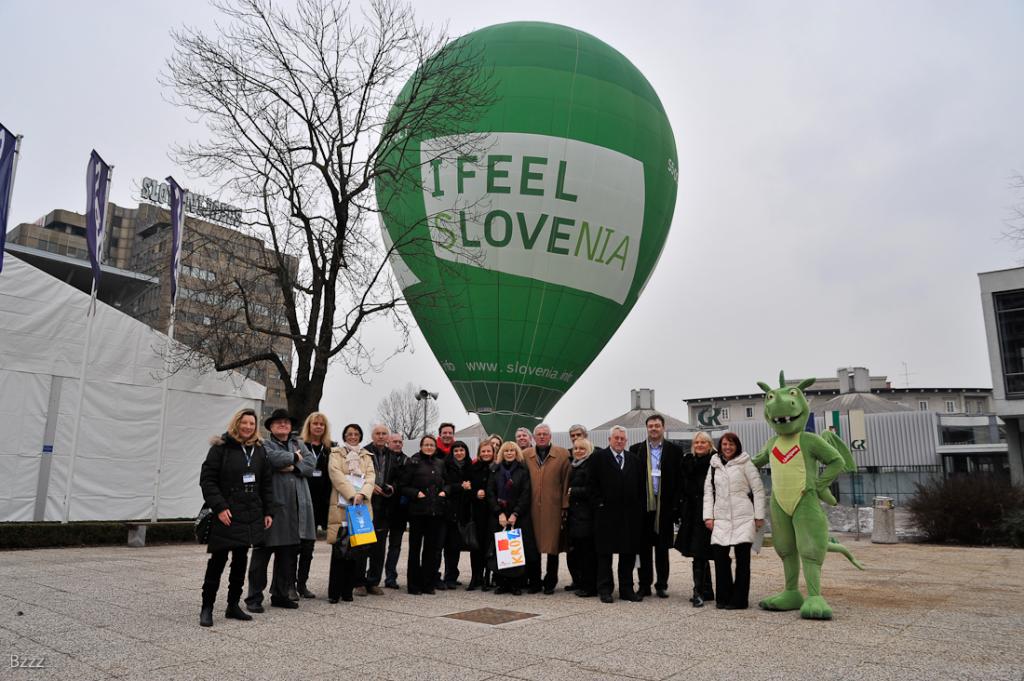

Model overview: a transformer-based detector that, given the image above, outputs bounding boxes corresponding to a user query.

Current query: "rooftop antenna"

[900,361,916,388]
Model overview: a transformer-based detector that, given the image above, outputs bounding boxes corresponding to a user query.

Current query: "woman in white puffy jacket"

[703,432,765,610]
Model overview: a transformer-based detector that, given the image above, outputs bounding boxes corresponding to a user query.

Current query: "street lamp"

[415,389,438,437]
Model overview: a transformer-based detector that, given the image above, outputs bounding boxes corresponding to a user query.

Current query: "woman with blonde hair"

[676,431,717,607]
[488,433,504,452]
[467,439,497,590]
[487,441,532,595]
[326,423,375,603]
[566,437,597,597]
[294,411,333,599]
[198,408,276,627]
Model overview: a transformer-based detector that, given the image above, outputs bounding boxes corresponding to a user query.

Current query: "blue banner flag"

[0,124,21,275]
[85,150,112,289]
[166,176,186,306]
[805,411,816,433]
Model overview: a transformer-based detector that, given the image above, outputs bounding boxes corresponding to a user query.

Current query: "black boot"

[225,603,252,621]
[199,606,213,627]
[693,560,714,603]
[700,563,714,602]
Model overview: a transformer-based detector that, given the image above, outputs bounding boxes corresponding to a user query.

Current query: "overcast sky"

[4,1,1023,433]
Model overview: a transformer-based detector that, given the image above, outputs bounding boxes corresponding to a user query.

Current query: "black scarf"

[497,461,517,508]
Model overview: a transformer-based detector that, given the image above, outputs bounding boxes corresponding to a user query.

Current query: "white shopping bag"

[494,528,526,570]
[752,524,767,555]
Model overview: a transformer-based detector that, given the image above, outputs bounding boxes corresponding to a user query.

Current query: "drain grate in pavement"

[443,607,539,625]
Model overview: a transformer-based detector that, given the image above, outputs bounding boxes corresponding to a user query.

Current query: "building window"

[993,289,1024,398]
[745,406,754,419]
[918,400,928,411]
[719,407,730,421]
[945,400,957,414]
[183,264,216,282]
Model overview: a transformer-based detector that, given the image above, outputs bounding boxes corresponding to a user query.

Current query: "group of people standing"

[198,408,765,627]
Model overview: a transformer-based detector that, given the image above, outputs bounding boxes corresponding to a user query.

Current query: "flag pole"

[63,163,113,523]
[151,178,185,521]
[9,134,23,208]
[150,304,176,522]
[0,132,23,274]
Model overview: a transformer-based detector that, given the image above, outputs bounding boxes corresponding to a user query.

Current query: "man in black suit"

[630,414,684,599]
[590,425,645,603]
[363,424,402,595]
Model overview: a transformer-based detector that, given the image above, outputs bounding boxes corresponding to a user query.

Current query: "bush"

[999,509,1024,548]
[0,521,195,549]
[906,476,1024,546]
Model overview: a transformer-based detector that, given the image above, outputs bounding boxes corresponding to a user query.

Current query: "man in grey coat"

[245,409,315,611]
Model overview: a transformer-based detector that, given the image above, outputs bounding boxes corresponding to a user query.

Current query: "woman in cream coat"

[703,432,765,610]
[327,423,375,603]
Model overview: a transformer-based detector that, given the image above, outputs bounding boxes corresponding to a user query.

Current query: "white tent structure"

[0,255,265,522]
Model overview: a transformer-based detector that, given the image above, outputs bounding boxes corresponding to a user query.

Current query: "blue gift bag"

[346,504,377,546]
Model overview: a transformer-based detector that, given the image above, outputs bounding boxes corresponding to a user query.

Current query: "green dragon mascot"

[752,371,864,620]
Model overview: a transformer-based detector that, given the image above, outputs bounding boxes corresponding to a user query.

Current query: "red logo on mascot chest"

[772,445,800,464]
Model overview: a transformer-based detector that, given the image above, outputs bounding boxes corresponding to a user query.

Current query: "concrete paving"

[1,536,1022,680]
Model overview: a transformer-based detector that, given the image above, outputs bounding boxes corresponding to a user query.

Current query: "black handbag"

[333,525,371,561]
[458,519,480,551]
[194,506,214,544]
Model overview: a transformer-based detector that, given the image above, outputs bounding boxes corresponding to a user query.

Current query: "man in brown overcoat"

[522,423,571,594]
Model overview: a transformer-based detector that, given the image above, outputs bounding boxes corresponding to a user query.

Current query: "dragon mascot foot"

[759,590,805,612]
[800,595,833,620]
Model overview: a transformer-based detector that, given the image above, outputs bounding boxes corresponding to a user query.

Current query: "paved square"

[1,537,1022,680]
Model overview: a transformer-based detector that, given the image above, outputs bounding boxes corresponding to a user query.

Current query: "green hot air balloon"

[376,21,678,438]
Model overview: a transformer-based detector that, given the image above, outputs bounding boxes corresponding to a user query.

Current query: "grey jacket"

[263,433,316,546]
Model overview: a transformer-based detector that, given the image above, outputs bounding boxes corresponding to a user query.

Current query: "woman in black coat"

[487,441,532,595]
[441,440,473,588]
[399,435,450,595]
[467,440,497,591]
[566,438,597,597]
[674,431,716,607]
[199,408,276,627]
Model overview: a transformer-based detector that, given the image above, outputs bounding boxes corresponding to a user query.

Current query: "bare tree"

[376,382,438,438]
[1008,172,1024,251]
[161,0,494,422]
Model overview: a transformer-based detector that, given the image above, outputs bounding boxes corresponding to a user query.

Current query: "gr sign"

[698,407,723,427]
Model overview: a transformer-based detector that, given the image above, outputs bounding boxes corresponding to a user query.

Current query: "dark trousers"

[364,526,391,587]
[638,516,671,592]
[328,546,363,600]
[407,516,443,592]
[246,544,295,606]
[296,538,315,590]
[442,519,462,585]
[712,542,752,608]
[202,547,248,607]
[470,546,489,585]
[384,516,406,585]
[526,551,560,590]
[597,552,637,597]
[567,537,597,593]
[692,558,714,599]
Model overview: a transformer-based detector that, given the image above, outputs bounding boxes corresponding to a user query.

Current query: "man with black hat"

[245,409,315,611]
